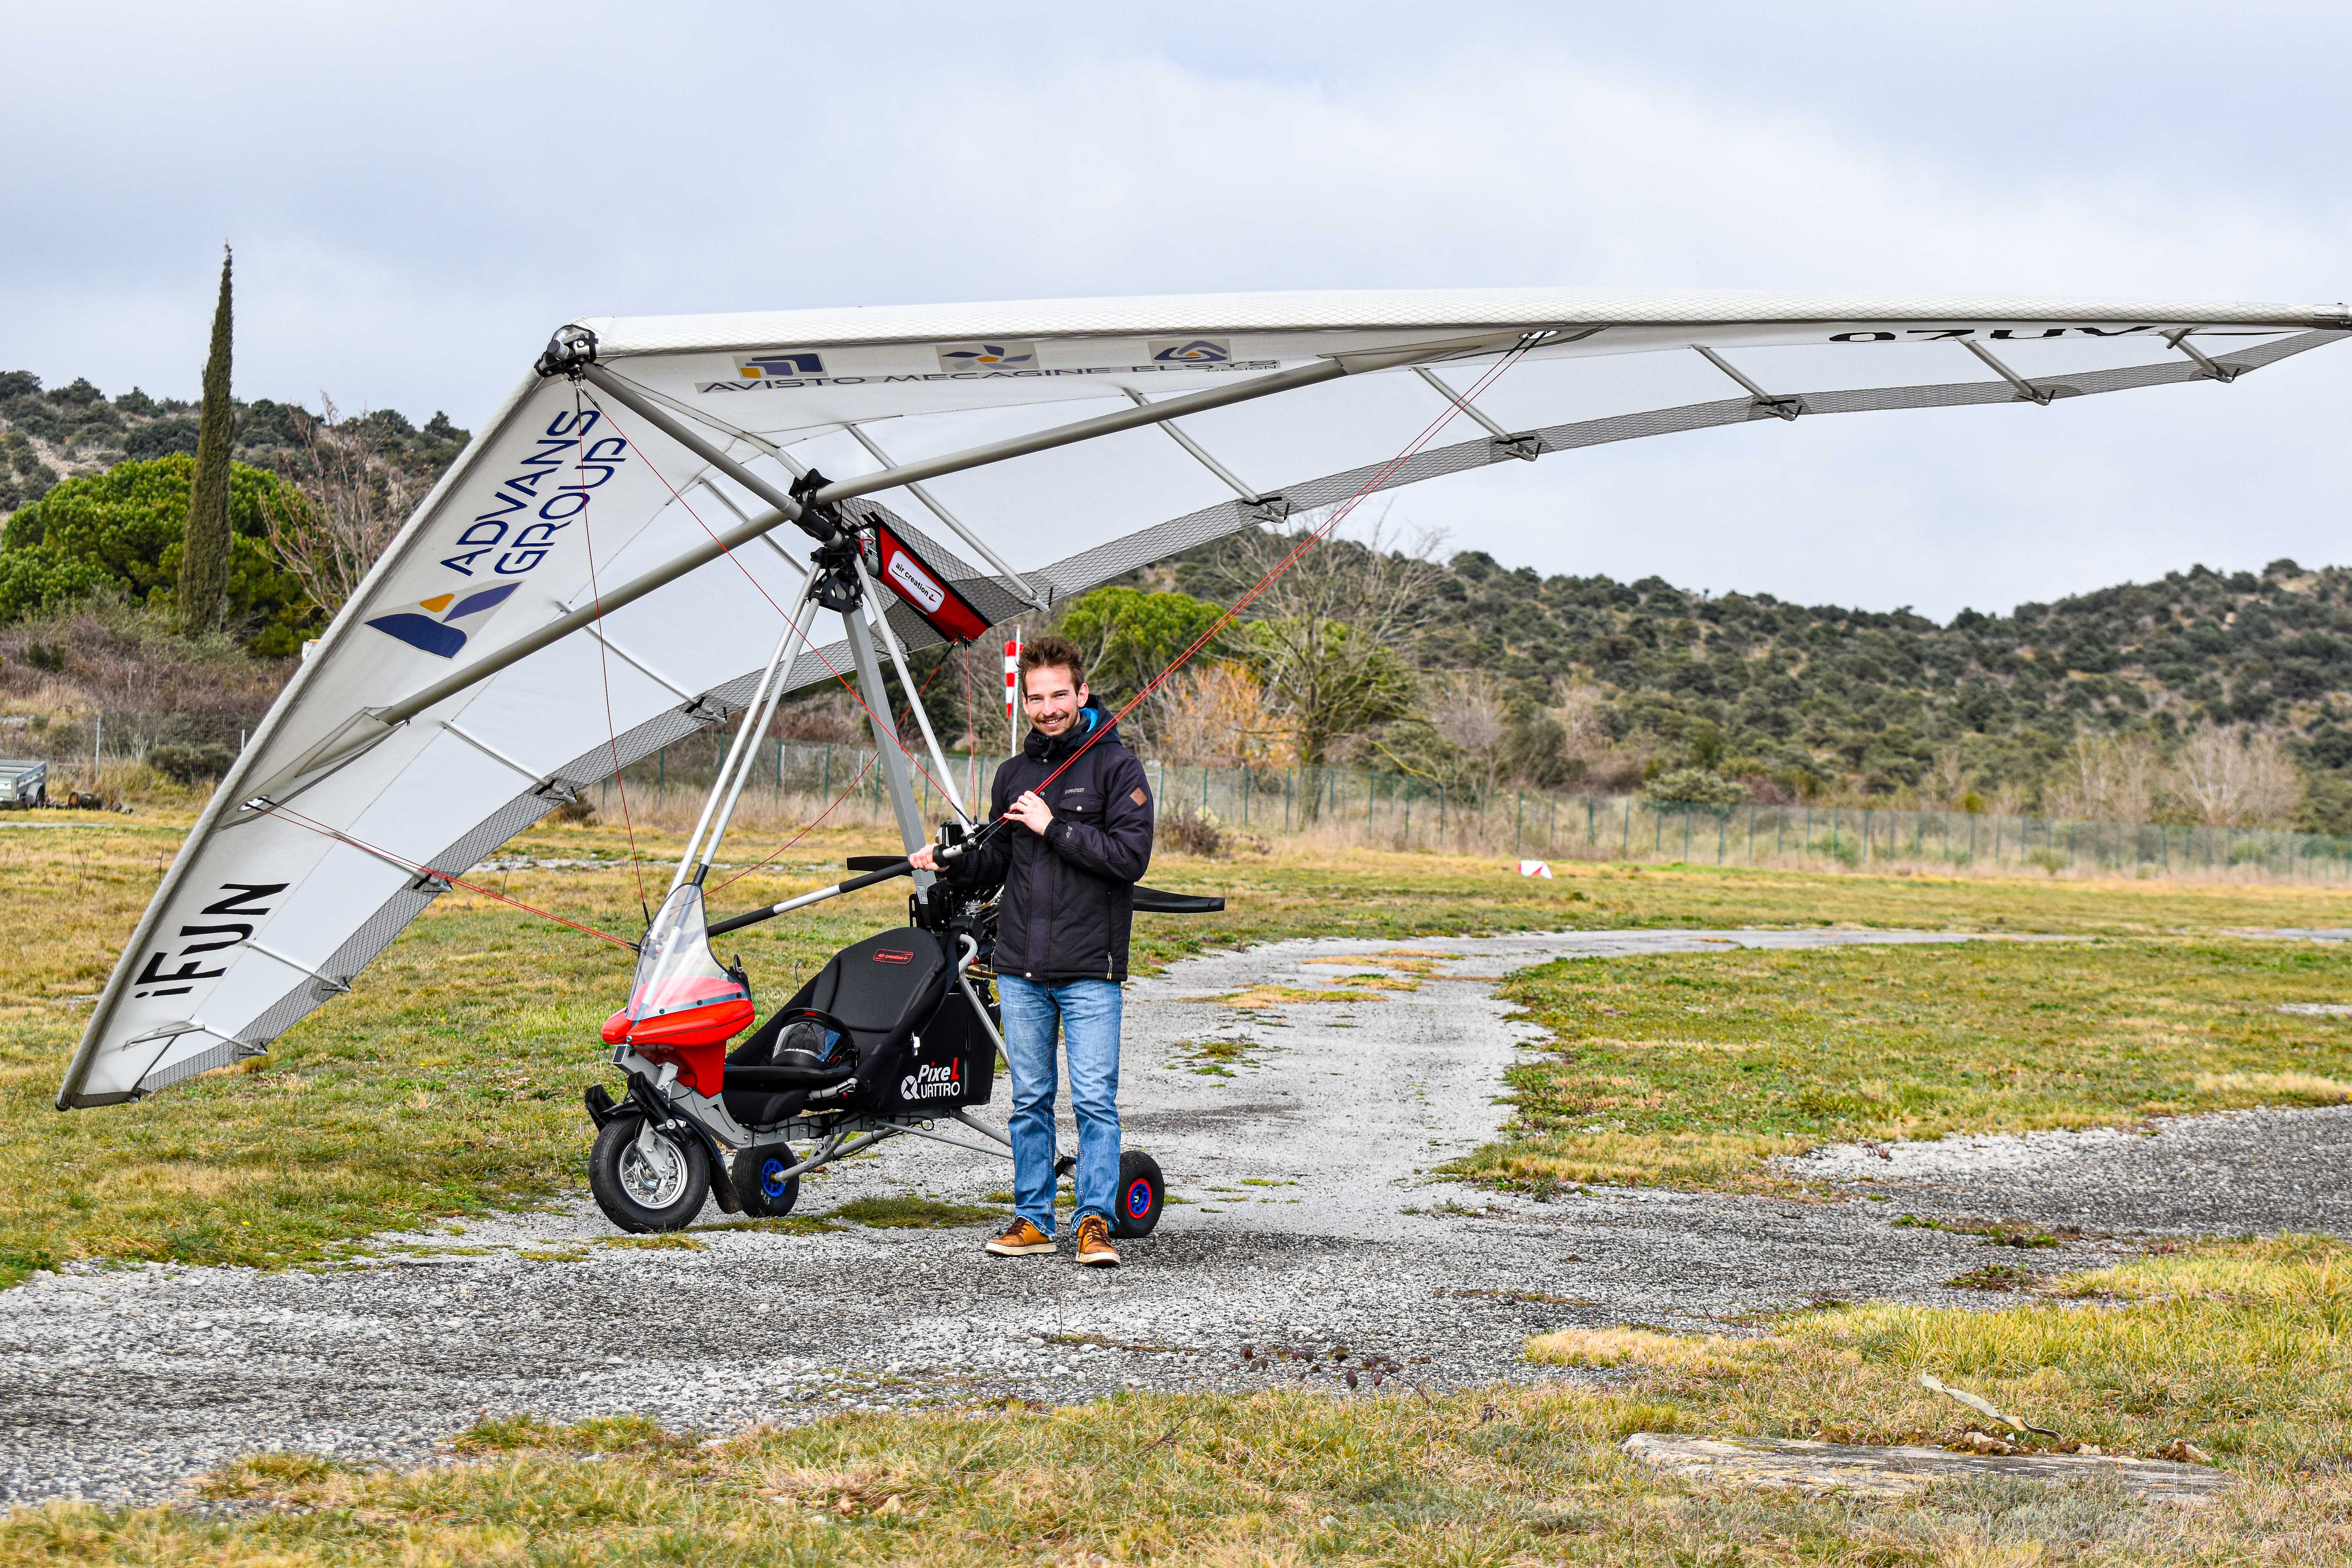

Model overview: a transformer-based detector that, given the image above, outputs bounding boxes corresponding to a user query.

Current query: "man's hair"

[1018,634,1087,694]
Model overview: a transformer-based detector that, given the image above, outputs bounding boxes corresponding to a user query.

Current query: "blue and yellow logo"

[735,352,826,379]
[365,583,519,659]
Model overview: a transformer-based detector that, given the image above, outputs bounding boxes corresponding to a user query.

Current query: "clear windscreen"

[624,884,750,1024]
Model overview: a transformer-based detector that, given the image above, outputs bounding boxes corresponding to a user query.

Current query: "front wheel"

[589,1116,711,1232]
[731,1146,802,1218]
[1114,1149,1164,1238]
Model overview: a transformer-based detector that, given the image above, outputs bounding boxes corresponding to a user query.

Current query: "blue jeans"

[996,975,1121,1236]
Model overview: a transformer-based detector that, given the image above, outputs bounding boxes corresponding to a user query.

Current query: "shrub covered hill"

[0,369,466,515]
[1140,541,2352,835]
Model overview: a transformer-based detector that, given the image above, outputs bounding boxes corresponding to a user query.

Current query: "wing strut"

[844,422,1049,611]
[1693,347,1803,421]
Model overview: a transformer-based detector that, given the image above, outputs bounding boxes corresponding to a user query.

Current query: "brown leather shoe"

[985,1217,1056,1256]
[1075,1213,1120,1268]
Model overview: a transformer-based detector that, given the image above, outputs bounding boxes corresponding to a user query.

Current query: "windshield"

[623,884,750,1025]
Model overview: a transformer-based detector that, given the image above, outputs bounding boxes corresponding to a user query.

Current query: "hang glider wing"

[57,287,2350,1106]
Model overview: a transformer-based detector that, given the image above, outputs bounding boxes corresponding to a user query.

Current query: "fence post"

[1621,795,1630,858]
[1286,770,1294,832]
[1515,792,1523,857]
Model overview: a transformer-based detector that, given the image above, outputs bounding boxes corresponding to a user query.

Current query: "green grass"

[14,1237,2352,1564]
[821,1195,1005,1229]
[7,813,2352,1283]
[1457,936,2352,1193]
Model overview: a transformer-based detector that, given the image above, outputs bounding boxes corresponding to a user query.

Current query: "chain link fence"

[602,736,2352,884]
[18,712,2341,883]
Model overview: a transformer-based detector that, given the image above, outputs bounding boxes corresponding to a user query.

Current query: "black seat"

[722,932,952,1127]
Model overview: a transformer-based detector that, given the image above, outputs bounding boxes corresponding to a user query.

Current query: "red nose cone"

[603,996,754,1048]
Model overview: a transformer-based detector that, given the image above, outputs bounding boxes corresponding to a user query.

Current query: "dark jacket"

[949,700,1154,982]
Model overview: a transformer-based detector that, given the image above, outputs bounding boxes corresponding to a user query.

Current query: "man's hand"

[1007,789,1054,836]
[907,844,941,872]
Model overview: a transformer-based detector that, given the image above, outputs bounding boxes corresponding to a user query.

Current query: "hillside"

[0,370,467,517]
[1141,543,2352,833]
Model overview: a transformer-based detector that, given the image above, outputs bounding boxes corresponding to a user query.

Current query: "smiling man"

[910,635,1154,1267]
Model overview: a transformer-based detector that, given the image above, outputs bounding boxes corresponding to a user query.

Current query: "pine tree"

[178,247,234,634]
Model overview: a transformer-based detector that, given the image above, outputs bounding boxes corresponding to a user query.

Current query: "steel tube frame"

[841,590,935,877]
[674,583,826,890]
[851,555,971,824]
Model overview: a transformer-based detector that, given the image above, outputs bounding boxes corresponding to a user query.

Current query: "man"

[909,635,1152,1268]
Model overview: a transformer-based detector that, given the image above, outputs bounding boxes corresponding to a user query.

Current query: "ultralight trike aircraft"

[54,287,2352,1234]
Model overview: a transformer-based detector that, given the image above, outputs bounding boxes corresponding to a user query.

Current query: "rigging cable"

[574,391,959,803]
[1015,338,1544,805]
[251,799,638,951]
[573,384,650,916]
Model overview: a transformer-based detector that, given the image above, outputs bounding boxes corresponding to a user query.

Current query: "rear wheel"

[1113,1149,1164,1238]
[589,1116,711,1232]
[731,1146,803,1218]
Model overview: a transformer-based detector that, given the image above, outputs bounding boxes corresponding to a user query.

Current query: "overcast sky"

[5,2,2347,620]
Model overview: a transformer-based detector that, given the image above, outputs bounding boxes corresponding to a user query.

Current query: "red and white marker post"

[1004,638,1022,748]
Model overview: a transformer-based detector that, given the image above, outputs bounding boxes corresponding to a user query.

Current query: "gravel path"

[4,926,2342,1506]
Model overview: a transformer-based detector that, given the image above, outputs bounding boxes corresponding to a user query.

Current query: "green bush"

[1642,766,1746,811]
[0,455,314,654]
[146,741,237,785]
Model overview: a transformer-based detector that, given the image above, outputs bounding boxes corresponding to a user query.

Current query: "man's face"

[1022,664,1087,737]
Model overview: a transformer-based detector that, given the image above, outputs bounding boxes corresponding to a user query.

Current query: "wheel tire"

[588,1116,711,1233]
[731,1146,802,1218]
[1113,1149,1164,1238]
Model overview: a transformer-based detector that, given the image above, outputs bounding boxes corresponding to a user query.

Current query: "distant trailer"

[0,760,47,808]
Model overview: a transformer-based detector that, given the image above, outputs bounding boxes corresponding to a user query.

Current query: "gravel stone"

[1,926,2337,1506]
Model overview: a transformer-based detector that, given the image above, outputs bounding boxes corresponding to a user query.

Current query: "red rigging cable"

[710,751,877,893]
[711,628,958,891]
[576,391,958,803]
[575,384,649,913]
[1014,339,1542,804]
[254,799,640,951]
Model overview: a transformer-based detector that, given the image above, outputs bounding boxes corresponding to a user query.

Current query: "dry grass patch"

[2192,1070,2352,1102]
[1182,984,1392,1005]
[1525,1326,1749,1375]
[1460,937,2352,1194]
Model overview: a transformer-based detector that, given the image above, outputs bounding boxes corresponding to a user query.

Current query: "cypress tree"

[178,247,234,634]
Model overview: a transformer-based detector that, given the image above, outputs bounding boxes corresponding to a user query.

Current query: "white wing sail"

[57,287,2349,1105]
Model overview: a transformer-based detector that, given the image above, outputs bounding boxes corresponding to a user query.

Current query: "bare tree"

[2046,732,2159,823]
[1425,668,1507,797]
[1207,508,1441,794]
[1156,662,1288,767]
[2173,722,2304,827]
[261,396,424,618]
